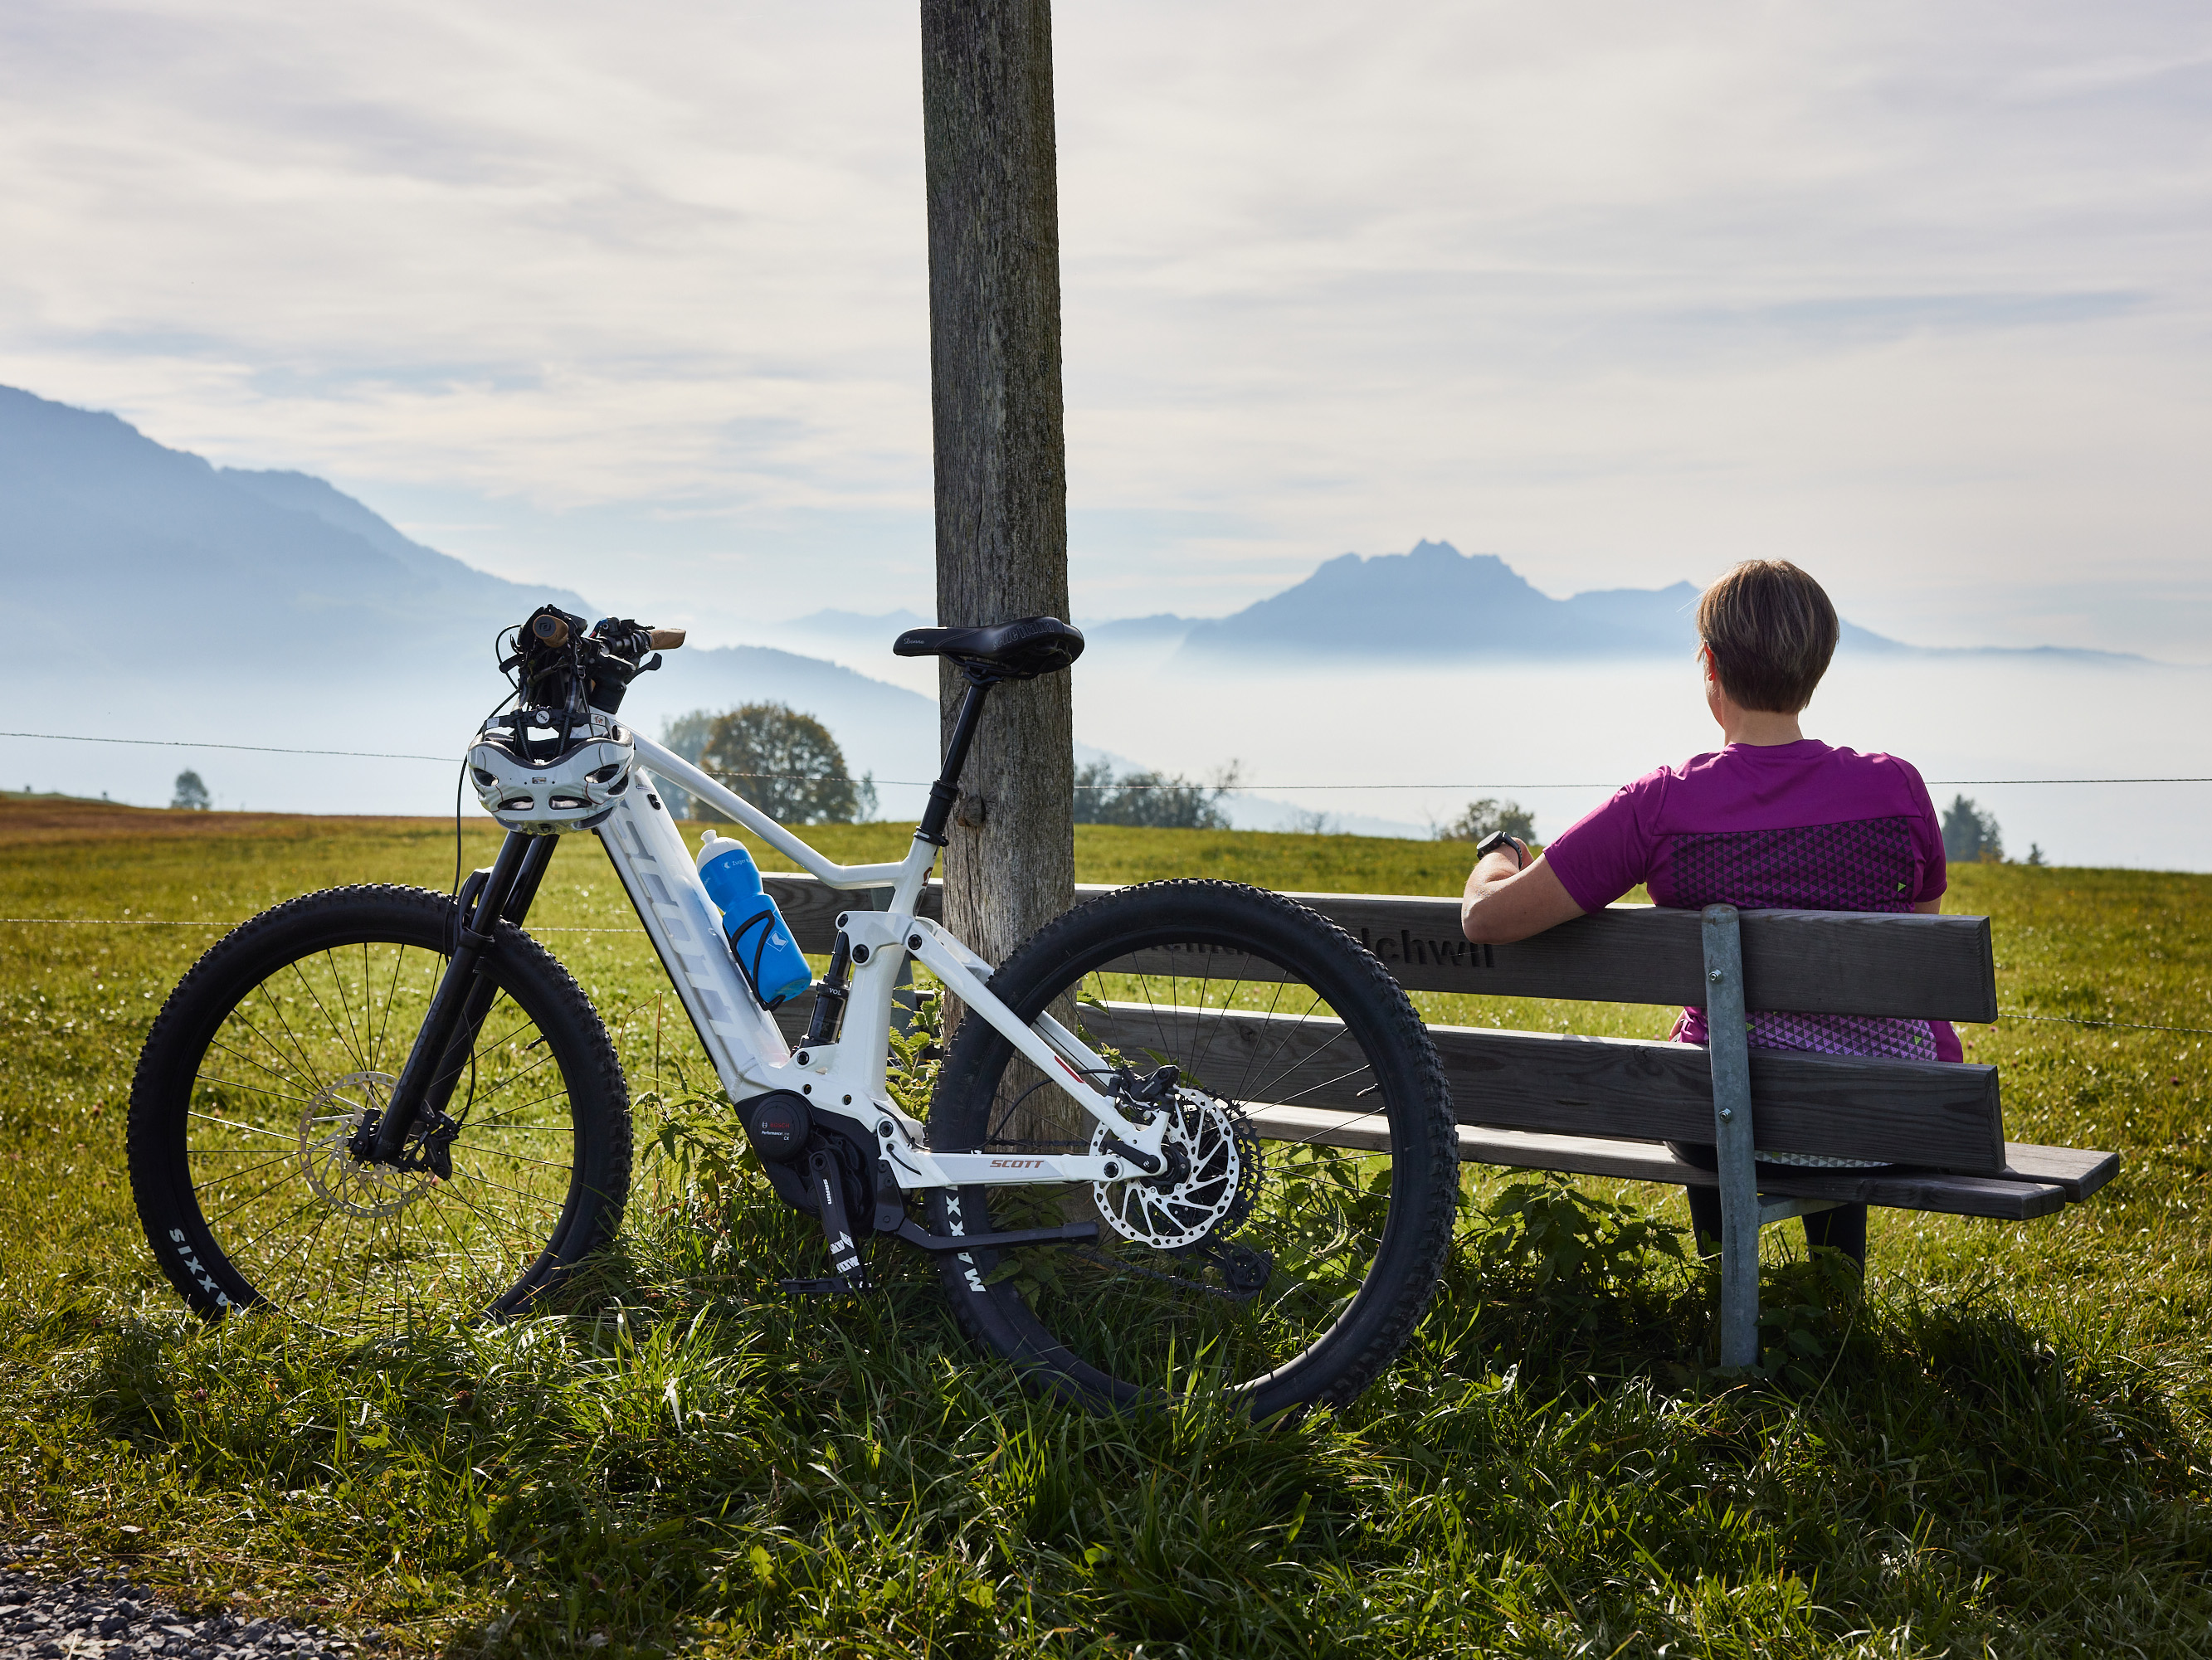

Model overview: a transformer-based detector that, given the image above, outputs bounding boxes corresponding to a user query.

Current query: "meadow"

[2,794,2207,1656]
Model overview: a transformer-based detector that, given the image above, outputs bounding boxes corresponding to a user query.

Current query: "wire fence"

[7,726,2206,1035]
[4,728,2210,791]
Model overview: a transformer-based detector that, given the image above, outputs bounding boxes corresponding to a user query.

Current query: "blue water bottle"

[696,831,814,1008]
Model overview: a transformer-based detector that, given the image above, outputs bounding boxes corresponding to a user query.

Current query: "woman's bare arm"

[1461,845,1587,943]
[1465,864,1938,944]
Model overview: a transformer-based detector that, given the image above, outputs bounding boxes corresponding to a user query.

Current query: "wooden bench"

[761,876,2118,1365]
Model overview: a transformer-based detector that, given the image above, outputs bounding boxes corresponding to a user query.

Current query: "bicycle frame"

[585,734,1170,1190]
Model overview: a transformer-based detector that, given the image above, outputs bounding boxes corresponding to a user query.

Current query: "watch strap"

[1475,830,1526,869]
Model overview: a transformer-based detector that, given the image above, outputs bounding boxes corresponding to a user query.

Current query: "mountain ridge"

[1153,539,2148,664]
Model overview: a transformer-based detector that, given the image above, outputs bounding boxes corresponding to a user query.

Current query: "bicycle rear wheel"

[926,879,1457,1417]
[129,884,631,1331]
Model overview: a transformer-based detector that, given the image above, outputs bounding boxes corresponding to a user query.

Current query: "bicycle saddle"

[893,615,1085,680]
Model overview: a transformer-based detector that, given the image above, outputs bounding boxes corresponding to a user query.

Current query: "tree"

[1433,796,1537,844]
[694,703,877,825]
[170,770,211,811]
[1440,797,1536,843]
[1941,794,2005,864]
[655,708,721,820]
[1073,760,1239,829]
[922,0,1074,990]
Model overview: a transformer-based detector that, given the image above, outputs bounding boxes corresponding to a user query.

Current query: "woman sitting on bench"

[1459,558,1959,1266]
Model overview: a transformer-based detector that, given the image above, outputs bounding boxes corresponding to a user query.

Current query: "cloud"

[1,0,2207,654]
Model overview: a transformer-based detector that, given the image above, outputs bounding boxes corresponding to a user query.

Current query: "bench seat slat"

[1075,1001,2007,1174]
[1240,1106,2071,1222]
[1999,1142,2120,1200]
[768,997,2090,1192]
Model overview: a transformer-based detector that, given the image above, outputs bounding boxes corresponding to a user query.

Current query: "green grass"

[2,796,2209,1656]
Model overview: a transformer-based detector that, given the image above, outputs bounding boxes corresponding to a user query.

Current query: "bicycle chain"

[1074,1241,1268,1302]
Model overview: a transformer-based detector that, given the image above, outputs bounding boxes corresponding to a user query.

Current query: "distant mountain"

[784,606,932,641]
[0,387,958,812]
[0,386,1196,820]
[1160,539,2148,664]
[219,466,578,620]
[1080,613,1198,645]
[0,386,593,678]
[1172,540,1807,661]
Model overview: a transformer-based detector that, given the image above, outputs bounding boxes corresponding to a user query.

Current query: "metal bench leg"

[1703,904,1761,1367]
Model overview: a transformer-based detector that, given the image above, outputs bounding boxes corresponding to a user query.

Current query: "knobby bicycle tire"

[926,879,1457,1417]
[129,884,631,1329]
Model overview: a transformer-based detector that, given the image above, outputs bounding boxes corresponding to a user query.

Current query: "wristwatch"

[1475,830,1527,869]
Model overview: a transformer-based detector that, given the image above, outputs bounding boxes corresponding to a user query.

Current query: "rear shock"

[802,929,852,1048]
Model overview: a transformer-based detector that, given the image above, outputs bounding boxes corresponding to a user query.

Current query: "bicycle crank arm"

[891,1217,1099,1254]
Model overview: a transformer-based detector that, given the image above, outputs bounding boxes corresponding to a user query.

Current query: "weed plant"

[1,797,2208,1655]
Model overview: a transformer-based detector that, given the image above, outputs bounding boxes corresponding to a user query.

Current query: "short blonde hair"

[1696,560,1839,713]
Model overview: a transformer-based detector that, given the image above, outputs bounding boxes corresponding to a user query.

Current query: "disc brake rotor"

[296,1070,431,1218]
[1091,1090,1262,1250]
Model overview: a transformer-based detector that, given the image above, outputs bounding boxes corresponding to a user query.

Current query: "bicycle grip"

[649,628,685,650]
[531,615,570,647]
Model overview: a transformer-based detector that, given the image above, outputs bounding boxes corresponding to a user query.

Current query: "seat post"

[915,677,992,847]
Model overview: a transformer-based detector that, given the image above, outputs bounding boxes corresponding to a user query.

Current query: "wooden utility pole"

[921,0,1074,983]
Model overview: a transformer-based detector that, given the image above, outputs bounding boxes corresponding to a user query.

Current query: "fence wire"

[4,728,2209,791]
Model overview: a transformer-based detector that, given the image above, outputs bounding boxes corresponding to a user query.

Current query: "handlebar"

[524,611,684,656]
[508,606,683,720]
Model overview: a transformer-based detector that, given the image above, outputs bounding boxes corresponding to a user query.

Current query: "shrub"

[1433,796,1535,843]
[1074,759,1240,829]
[1942,793,2004,864]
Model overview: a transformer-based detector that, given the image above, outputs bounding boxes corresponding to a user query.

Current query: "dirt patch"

[0,796,443,847]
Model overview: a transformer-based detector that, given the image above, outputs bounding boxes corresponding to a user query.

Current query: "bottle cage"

[726,908,795,1010]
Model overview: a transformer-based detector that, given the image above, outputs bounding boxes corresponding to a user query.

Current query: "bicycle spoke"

[187,1107,303,1143]
[148,893,609,1334]
[289,959,365,1075]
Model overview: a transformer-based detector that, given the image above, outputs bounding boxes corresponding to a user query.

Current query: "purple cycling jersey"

[1543,738,1961,1064]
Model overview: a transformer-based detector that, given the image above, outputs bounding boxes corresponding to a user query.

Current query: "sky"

[2,0,2210,660]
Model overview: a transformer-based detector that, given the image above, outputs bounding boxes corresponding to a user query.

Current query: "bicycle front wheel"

[129,884,631,1331]
[927,879,1458,1417]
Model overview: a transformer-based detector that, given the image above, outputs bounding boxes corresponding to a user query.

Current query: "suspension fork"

[363,831,558,1166]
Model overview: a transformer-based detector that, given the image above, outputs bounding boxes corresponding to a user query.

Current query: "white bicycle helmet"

[467,708,636,835]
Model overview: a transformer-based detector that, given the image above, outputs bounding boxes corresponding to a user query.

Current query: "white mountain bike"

[129,607,1457,1414]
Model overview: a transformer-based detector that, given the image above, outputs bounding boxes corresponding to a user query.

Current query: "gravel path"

[2,1543,365,1660]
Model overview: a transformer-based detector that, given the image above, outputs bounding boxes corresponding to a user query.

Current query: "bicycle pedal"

[776,1276,859,1297]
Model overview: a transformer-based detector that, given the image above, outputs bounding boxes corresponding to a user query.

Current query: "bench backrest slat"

[759,876,1998,1023]
[1274,892,1997,1021]
[1076,1001,2008,1174]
